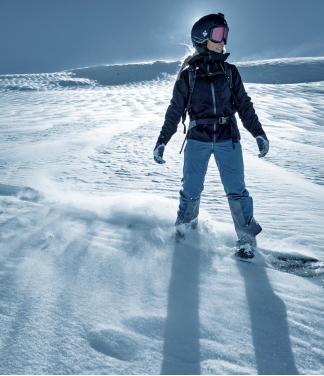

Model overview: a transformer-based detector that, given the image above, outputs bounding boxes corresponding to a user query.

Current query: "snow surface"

[0,57,324,374]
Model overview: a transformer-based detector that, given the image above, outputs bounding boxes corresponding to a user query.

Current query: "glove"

[256,134,269,158]
[153,143,166,164]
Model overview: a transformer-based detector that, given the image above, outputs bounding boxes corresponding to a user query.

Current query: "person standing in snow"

[153,13,269,258]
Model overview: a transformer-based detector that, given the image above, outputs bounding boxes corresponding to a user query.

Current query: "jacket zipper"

[209,65,217,143]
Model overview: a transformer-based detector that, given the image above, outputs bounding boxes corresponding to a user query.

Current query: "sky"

[1,0,324,74]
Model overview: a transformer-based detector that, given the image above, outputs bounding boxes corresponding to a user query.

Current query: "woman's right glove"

[153,143,166,164]
[256,134,269,158]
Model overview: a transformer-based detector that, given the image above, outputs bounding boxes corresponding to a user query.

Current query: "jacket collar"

[188,51,230,65]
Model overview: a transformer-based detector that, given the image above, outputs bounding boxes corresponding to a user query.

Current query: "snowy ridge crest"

[69,56,324,85]
[236,56,324,84]
[70,60,181,86]
[0,61,181,91]
[1,57,324,91]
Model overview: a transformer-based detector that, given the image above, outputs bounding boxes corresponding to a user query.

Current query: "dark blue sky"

[1,0,324,74]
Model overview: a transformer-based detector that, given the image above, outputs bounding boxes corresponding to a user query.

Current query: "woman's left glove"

[256,134,269,158]
[153,143,166,164]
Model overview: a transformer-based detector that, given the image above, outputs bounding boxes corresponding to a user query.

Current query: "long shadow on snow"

[237,260,299,375]
[161,232,201,375]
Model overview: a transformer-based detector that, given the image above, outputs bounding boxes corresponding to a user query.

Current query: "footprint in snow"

[88,327,140,361]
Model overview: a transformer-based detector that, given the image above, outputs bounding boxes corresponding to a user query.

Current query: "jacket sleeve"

[231,65,265,138]
[157,71,189,145]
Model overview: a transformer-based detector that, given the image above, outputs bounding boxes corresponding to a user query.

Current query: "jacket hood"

[188,51,230,65]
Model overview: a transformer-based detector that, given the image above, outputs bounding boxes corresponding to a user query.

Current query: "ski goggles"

[210,26,229,44]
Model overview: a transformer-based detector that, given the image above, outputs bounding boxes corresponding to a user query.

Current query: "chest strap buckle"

[219,117,229,125]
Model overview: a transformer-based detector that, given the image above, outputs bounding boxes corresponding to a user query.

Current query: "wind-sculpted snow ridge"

[66,56,324,86]
[1,57,324,91]
[236,56,324,84]
[0,61,180,92]
[68,56,324,85]
[70,60,181,86]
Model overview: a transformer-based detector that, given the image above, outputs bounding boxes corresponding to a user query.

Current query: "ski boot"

[174,217,198,242]
[235,236,257,259]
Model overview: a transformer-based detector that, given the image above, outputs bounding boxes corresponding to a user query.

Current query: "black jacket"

[157,51,265,145]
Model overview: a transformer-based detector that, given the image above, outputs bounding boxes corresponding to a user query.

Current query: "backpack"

[179,62,239,154]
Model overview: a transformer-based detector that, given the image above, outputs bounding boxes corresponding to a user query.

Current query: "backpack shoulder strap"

[181,64,196,134]
[220,62,240,108]
[179,64,197,154]
[188,64,196,92]
[223,62,232,87]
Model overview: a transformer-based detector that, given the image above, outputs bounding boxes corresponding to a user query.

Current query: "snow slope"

[0,57,324,374]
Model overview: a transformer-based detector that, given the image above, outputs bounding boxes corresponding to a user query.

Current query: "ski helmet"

[191,13,229,53]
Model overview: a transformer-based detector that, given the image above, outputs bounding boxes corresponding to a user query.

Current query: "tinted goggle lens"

[210,27,229,43]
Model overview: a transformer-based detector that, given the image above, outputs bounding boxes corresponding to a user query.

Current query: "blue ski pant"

[177,139,261,237]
